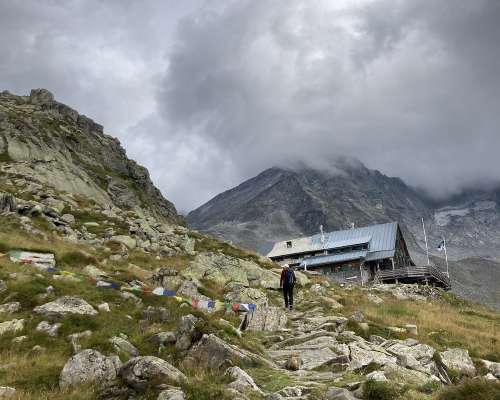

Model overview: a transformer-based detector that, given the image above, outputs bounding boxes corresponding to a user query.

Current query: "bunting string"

[6,250,257,313]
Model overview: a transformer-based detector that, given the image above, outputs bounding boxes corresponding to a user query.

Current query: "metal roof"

[302,251,368,268]
[267,221,399,259]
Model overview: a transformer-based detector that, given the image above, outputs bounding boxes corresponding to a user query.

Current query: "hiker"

[280,264,296,310]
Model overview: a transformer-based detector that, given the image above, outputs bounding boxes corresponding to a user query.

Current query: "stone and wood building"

[267,222,450,288]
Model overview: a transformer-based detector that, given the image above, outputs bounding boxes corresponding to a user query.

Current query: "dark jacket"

[280,267,296,287]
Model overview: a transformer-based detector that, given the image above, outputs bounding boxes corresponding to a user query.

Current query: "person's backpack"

[284,268,295,286]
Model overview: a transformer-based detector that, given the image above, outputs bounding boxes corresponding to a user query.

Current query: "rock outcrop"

[0,89,182,224]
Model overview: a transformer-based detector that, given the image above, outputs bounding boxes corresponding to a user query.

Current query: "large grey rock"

[0,302,21,314]
[226,366,263,394]
[383,363,438,385]
[225,284,268,308]
[176,280,209,301]
[34,296,97,318]
[0,386,16,398]
[59,349,121,389]
[439,348,476,377]
[184,334,251,370]
[481,359,500,378]
[29,88,54,105]
[326,387,359,400]
[0,319,24,336]
[150,331,177,346]
[348,344,397,370]
[175,314,199,351]
[36,320,62,337]
[246,307,287,332]
[119,356,186,390]
[111,235,137,250]
[158,389,185,400]
[110,336,139,357]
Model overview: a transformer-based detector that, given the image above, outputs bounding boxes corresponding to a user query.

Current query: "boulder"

[176,280,209,301]
[29,88,55,105]
[175,314,199,351]
[225,284,268,308]
[383,363,437,385]
[119,356,186,390]
[366,370,388,382]
[151,267,183,289]
[326,387,359,400]
[158,389,186,400]
[0,319,24,336]
[67,330,92,354]
[59,349,121,389]
[111,235,137,250]
[348,344,397,370]
[0,302,21,314]
[246,307,287,332]
[0,386,16,398]
[183,334,251,370]
[98,302,111,312]
[150,331,177,346]
[34,296,97,319]
[367,293,384,304]
[60,213,75,225]
[36,320,61,337]
[226,366,263,394]
[405,324,418,335]
[439,348,476,377]
[349,311,364,323]
[110,336,140,357]
[481,360,500,378]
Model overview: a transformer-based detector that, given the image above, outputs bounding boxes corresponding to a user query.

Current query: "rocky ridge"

[0,89,182,225]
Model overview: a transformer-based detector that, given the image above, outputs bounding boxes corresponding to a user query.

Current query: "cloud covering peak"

[2,0,500,211]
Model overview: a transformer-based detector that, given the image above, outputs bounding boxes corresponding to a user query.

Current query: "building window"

[286,241,292,248]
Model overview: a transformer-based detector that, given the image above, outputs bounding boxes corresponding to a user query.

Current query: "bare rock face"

[183,334,251,370]
[175,314,200,351]
[119,356,186,390]
[246,307,287,332]
[439,348,476,377]
[59,349,121,389]
[34,296,97,319]
[0,319,24,336]
[158,389,186,400]
[226,366,263,394]
[0,89,183,225]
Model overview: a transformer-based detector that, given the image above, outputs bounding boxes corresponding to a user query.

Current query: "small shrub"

[363,380,398,400]
[417,380,441,394]
[59,251,96,268]
[437,379,500,400]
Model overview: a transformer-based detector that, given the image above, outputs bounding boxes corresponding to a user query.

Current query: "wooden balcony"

[375,265,451,290]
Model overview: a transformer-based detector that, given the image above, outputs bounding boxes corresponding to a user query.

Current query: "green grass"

[363,380,399,400]
[436,379,500,400]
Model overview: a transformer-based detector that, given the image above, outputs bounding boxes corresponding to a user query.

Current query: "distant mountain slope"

[188,161,431,254]
[0,89,183,224]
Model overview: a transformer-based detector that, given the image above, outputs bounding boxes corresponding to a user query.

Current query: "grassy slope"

[0,215,499,399]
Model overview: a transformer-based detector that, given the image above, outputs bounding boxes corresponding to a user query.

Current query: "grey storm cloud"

[1,0,500,212]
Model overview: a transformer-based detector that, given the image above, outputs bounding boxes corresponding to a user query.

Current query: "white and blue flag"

[437,240,446,252]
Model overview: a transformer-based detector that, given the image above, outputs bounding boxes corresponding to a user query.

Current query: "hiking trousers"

[283,285,294,309]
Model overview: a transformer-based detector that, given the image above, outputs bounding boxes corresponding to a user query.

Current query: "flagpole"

[421,218,430,266]
[443,236,449,277]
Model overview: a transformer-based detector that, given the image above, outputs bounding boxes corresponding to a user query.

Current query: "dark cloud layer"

[1,1,500,211]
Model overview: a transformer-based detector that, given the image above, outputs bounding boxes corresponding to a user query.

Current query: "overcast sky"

[1,0,499,212]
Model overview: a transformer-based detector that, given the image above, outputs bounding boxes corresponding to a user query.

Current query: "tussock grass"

[337,287,500,360]
[436,379,500,400]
